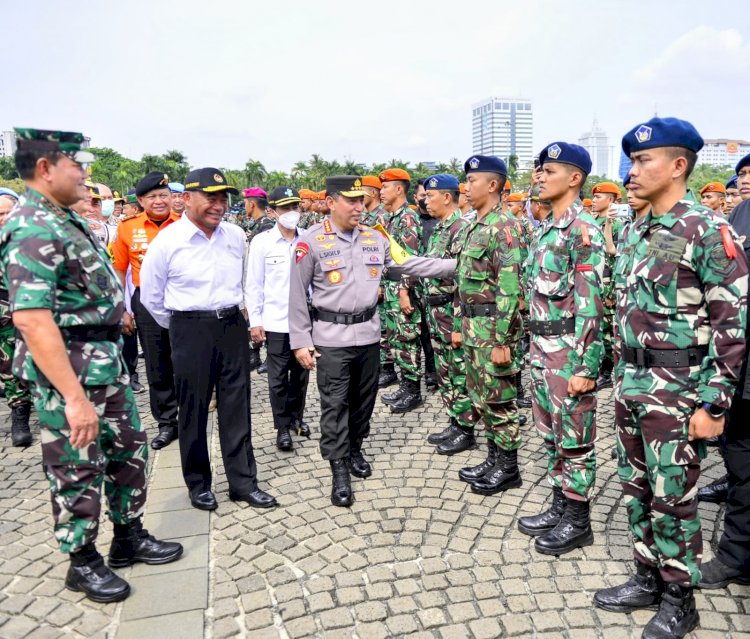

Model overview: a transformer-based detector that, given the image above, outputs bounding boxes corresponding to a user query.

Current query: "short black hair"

[247,196,268,209]
[15,147,64,180]
[665,147,698,178]
[438,189,460,204]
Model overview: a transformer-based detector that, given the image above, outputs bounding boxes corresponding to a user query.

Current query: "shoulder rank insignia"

[323,219,333,234]
[295,242,310,263]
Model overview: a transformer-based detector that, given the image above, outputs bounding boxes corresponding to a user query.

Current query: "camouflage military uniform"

[456,203,523,448]
[613,198,748,586]
[0,188,148,554]
[0,289,32,408]
[527,204,605,500]
[383,204,422,383]
[361,203,392,369]
[423,210,473,429]
[232,213,275,243]
[361,203,387,228]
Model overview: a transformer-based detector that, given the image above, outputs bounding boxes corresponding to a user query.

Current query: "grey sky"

[4,0,748,172]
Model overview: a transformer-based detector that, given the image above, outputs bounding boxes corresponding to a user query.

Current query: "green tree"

[0,156,18,180]
[688,164,734,194]
[89,147,143,193]
[507,154,519,182]
[0,178,24,194]
[244,159,268,186]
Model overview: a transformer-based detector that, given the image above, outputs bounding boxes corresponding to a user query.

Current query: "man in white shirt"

[246,187,310,451]
[140,168,277,512]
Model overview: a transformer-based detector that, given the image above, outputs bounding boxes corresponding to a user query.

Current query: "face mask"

[418,197,427,211]
[101,199,115,218]
[278,211,300,230]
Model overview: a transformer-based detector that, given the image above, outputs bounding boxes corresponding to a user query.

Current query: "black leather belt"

[528,318,576,336]
[425,294,453,307]
[621,345,708,368]
[383,272,402,282]
[460,302,496,318]
[312,306,377,325]
[172,305,240,319]
[60,325,121,342]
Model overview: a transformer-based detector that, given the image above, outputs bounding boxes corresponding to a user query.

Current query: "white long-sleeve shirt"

[140,216,246,329]
[244,224,301,333]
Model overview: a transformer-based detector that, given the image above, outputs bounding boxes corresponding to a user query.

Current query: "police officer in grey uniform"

[289,176,455,507]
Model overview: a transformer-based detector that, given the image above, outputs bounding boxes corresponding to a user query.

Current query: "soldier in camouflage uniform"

[590,181,626,389]
[594,118,748,639]
[0,128,182,603]
[417,174,475,455]
[444,156,524,495]
[0,194,33,446]
[379,168,424,412]
[516,142,606,557]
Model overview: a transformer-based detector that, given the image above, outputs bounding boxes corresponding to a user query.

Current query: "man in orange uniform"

[112,172,181,450]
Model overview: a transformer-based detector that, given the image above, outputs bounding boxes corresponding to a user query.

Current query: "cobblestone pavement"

[1,365,748,638]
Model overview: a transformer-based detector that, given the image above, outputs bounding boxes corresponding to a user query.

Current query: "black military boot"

[471,448,522,495]
[641,584,699,639]
[10,403,32,447]
[109,518,183,568]
[381,380,406,405]
[330,459,353,507]
[276,426,293,451]
[425,370,438,391]
[458,440,498,483]
[348,440,372,478]
[516,372,532,408]
[257,361,268,374]
[427,419,461,445]
[66,543,130,603]
[437,427,475,456]
[697,474,729,503]
[378,364,398,388]
[594,561,663,612]
[596,360,613,390]
[534,497,594,555]
[390,380,423,413]
[518,485,566,537]
[698,557,750,589]
[248,346,262,372]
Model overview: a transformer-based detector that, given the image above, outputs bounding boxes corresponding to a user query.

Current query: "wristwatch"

[702,402,725,419]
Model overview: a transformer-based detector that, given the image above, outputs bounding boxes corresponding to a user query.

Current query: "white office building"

[471,98,534,168]
[578,120,611,177]
[698,139,750,169]
[0,131,16,158]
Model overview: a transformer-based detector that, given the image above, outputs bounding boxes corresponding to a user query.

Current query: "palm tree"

[244,159,267,186]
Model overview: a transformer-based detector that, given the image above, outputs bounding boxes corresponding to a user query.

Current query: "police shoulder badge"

[295,241,310,263]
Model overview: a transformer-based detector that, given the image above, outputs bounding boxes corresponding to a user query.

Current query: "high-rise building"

[0,131,16,158]
[471,97,534,168]
[578,120,611,177]
[698,139,750,168]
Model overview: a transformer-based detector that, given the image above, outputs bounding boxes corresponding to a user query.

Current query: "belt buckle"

[215,308,225,319]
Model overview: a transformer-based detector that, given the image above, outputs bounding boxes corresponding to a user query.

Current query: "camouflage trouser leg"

[378,302,393,368]
[383,285,421,383]
[431,337,474,430]
[615,394,705,586]
[0,326,32,408]
[601,309,614,366]
[34,382,148,554]
[465,344,520,450]
[529,366,597,500]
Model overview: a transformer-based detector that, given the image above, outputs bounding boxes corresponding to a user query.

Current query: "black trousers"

[265,331,309,430]
[131,289,178,429]
[122,328,139,378]
[717,396,750,573]
[170,311,257,494]
[316,343,379,460]
[419,303,436,375]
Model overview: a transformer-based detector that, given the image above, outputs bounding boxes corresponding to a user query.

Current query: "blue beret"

[464,155,508,176]
[734,153,750,175]
[621,117,703,156]
[726,175,738,190]
[168,182,185,193]
[0,187,19,200]
[424,173,460,191]
[539,142,592,175]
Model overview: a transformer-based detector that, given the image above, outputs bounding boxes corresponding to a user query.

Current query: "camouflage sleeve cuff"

[573,366,597,379]
[10,282,55,312]
[698,384,731,410]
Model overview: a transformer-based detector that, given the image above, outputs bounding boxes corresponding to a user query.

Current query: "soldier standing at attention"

[379,169,424,413]
[420,174,475,455]
[699,182,726,215]
[360,176,387,228]
[451,156,524,495]
[724,175,740,215]
[0,128,182,603]
[593,118,748,639]
[516,143,606,556]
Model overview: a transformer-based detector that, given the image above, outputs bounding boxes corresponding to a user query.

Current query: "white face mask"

[278,211,300,230]
[101,199,115,218]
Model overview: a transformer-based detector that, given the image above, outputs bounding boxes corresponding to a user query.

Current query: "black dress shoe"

[697,474,729,503]
[437,429,475,456]
[698,557,750,589]
[519,414,527,426]
[248,347,262,372]
[293,419,311,438]
[228,489,278,508]
[330,459,353,507]
[348,450,372,478]
[109,519,183,568]
[151,427,177,450]
[257,361,268,374]
[129,375,145,394]
[276,426,293,451]
[190,490,218,511]
[66,544,130,603]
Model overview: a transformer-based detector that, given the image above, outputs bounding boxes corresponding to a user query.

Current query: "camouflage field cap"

[14,128,95,164]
